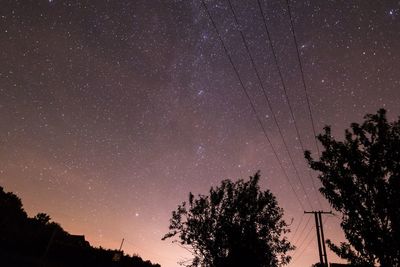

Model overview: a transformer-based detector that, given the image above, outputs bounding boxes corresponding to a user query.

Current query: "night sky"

[1,0,400,266]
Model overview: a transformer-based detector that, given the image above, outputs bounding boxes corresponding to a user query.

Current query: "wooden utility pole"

[304,211,332,266]
[113,238,125,262]
[119,238,125,251]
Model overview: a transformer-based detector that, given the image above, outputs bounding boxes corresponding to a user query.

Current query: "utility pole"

[119,238,125,251]
[304,211,332,267]
[113,238,125,262]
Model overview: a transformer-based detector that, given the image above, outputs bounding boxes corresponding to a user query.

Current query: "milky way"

[1,1,399,266]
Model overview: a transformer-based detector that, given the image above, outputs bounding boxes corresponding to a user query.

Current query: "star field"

[1,1,400,266]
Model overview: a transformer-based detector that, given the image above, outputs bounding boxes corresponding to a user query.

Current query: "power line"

[289,230,315,266]
[288,212,307,250]
[124,238,178,262]
[289,213,308,244]
[292,214,312,246]
[200,0,305,211]
[226,0,313,210]
[285,0,321,156]
[256,0,323,209]
[291,221,314,259]
[290,213,305,240]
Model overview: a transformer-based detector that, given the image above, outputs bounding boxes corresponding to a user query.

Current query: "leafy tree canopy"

[305,109,400,266]
[0,185,27,222]
[163,172,294,267]
[34,212,52,225]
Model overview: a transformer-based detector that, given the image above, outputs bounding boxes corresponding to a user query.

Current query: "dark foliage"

[0,186,160,267]
[163,172,294,267]
[305,109,400,266]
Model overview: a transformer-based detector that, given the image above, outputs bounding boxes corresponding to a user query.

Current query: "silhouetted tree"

[0,185,27,222]
[0,186,160,267]
[305,109,400,266]
[163,172,294,267]
[34,212,51,225]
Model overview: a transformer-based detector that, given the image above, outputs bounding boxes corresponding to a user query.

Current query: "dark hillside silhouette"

[305,109,400,266]
[0,186,160,267]
[163,172,294,267]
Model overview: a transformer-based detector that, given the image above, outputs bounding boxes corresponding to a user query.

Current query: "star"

[1,1,399,267]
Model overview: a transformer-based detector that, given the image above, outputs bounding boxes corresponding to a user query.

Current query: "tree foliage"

[34,212,52,225]
[0,185,27,222]
[0,186,160,267]
[163,172,293,267]
[305,109,400,266]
